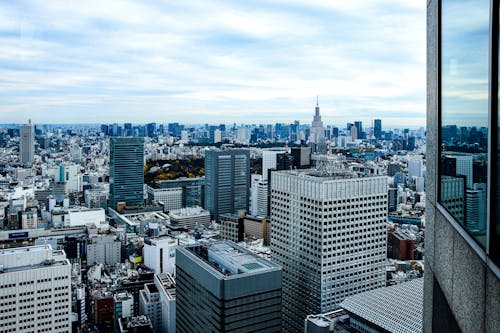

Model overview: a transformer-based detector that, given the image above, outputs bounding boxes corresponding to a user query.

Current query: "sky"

[0,0,426,128]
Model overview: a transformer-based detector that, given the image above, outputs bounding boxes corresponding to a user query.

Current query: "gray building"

[86,235,121,265]
[109,137,144,210]
[152,177,205,208]
[271,169,387,333]
[426,1,500,332]
[204,150,250,221]
[19,120,35,165]
[176,240,282,332]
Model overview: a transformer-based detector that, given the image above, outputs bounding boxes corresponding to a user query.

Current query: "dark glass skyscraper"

[109,137,144,210]
[204,149,250,221]
[374,119,382,139]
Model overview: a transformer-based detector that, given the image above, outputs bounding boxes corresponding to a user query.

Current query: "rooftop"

[186,240,278,277]
[340,278,423,333]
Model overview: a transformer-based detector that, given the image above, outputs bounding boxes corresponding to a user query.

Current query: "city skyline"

[0,1,425,127]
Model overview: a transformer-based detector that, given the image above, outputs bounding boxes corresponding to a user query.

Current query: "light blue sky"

[0,0,425,128]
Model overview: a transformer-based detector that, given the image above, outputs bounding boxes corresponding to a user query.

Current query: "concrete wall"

[425,1,500,332]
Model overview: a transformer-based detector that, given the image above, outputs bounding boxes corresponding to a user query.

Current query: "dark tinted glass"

[440,0,489,249]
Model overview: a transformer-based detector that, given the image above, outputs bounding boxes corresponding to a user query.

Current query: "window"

[440,0,500,267]
[440,0,489,249]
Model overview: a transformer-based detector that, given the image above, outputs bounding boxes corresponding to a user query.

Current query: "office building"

[0,244,72,332]
[154,273,176,333]
[114,292,134,333]
[408,156,423,180]
[143,237,178,275]
[139,283,162,332]
[153,177,205,208]
[147,186,182,211]
[168,206,211,229]
[87,235,121,265]
[426,1,500,332]
[204,149,250,221]
[59,163,80,193]
[176,240,282,332]
[219,213,245,243]
[109,137,144,210]
[271,169,387,332]
[373,119,382,139]
[19,120,35,165]
[262,149,287,181]
[291,147,312,169]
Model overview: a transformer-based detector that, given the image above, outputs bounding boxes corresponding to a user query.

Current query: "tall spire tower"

[310,97,325,145]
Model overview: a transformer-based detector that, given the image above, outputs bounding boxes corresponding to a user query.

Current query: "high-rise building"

[271,169,387,332]
[19,120,35,165]
[426,1,499,332]
[154,273,176,333]
[0,244,72,332]
[408,156,424,180]
[309,98,327,153]
[262,149,286,181]
[204,149,250,221]
[109,137,144,210]
[374,119,382,139]
[176,241,282,332]
[353,121,363,140]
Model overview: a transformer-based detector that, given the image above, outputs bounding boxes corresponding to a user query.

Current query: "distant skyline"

[0,1,425,127]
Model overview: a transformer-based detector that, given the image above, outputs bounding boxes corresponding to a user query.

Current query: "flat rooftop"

[0,244,52,256]
[186,240,278,277]
[340,278,423,333]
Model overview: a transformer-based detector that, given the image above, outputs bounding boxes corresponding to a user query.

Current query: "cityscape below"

[0,102,429,333]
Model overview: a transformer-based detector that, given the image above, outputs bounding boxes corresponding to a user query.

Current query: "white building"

[51,207,105,228]
[21,210,38,229]
[147,186,183,212]
[262,149,286,180]
[114,292,134,325]
[154,273,176,333]
[270,169,387,332]
[0,244,72,333]
[143,237,178,275]
[168,206,211,229]
[139,283,162,332]
[19,120,35,165]
[59,164,80,193]
[86,235,121,265]
[408,156,423,180]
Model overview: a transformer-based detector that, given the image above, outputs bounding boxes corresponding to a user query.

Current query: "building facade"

[0,245,72,333]
[425,1,500,332]
[109,137,144,210]
[176,241,282,332]
[270,170,387,332]
[204,150,250,221]
[19,120,35,165]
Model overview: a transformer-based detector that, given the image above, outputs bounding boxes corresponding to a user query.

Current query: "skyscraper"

[0,244,72,332]
[19,119,34,165]
[271,169,387,332]
[426,1,499,332]
[374,119,382,139]
[109,137,144,210]
[204,149,250,221]
[309,97,326,153]
[176,241,282,333]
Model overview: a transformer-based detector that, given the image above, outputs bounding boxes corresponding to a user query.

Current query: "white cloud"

[0,0,426,127]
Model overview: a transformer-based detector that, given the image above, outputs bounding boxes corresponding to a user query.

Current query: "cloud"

[0,0,426,128]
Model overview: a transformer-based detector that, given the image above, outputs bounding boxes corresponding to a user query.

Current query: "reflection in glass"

[440,0,489,249]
